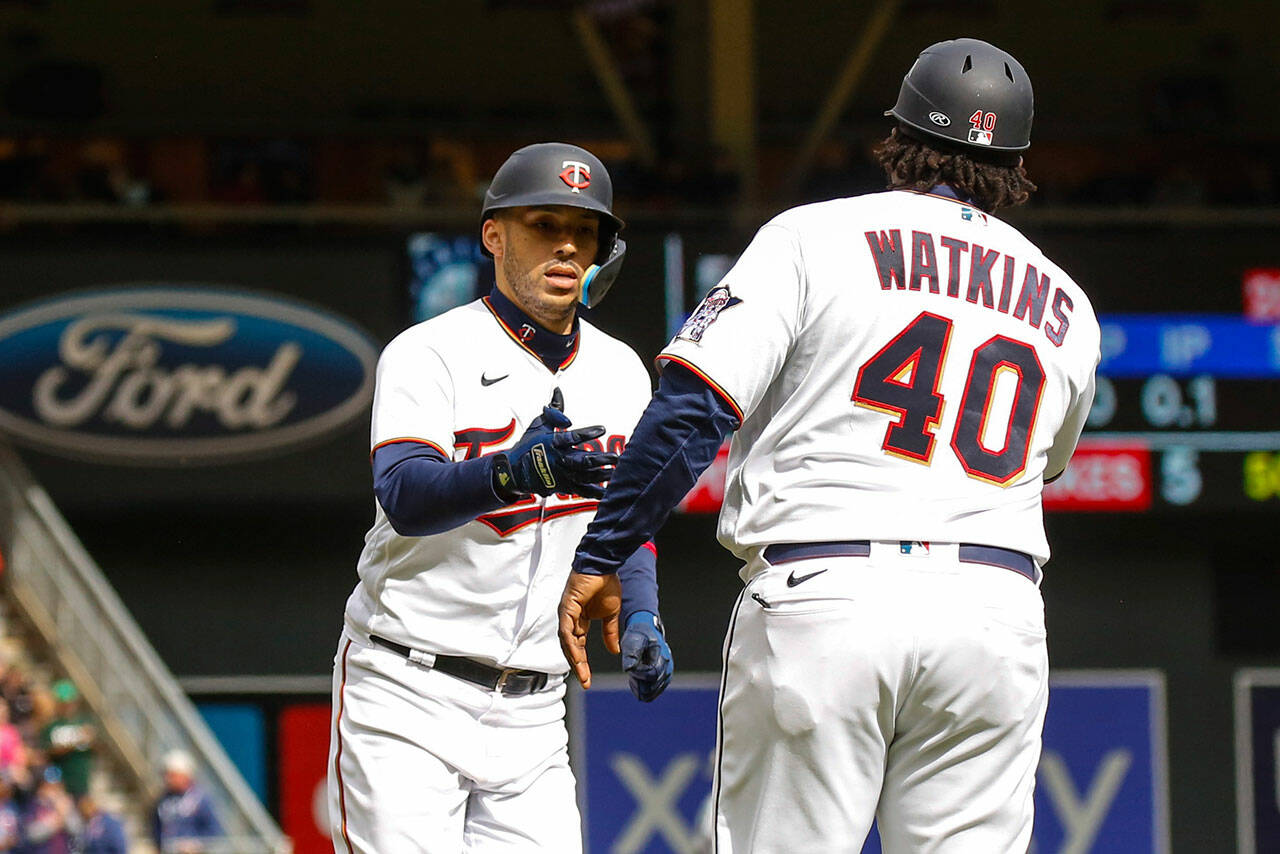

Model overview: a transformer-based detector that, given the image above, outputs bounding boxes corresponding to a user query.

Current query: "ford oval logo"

[928,111,951,127]
[0,287,379,464]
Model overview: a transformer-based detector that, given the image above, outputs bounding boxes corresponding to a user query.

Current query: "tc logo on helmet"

[559,161,591,193]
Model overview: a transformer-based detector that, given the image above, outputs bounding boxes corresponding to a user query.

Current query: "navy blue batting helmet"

[480,142,627,307]
[887,38,1034,155]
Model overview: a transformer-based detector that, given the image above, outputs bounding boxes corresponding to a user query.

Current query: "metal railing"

[0,443,291,854]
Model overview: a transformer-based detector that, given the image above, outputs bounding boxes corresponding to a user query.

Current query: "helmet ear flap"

[581,237,627,309]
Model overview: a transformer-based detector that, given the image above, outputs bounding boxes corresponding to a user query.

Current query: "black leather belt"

[762,541,1038,583]
[369,635,552,696]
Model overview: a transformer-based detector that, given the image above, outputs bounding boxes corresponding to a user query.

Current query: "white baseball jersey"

[661,189,1099,564]
[343,297,651,674]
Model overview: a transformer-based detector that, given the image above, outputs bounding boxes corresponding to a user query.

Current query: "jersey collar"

[482,286,581,373]
[923,183,980,208]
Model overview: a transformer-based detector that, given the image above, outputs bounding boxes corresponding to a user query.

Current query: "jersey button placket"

[504,494,547,663]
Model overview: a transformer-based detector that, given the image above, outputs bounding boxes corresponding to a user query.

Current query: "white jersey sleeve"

[1046,371,1096,481]
[660,224,805,421]
[369,333,455,456]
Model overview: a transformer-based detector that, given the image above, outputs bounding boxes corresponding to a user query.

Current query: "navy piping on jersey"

[572,361,739,576]
[482,286,580,372]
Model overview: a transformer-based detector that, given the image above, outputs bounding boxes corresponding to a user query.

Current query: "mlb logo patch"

[900,541,930,556]
[967,129,994,146]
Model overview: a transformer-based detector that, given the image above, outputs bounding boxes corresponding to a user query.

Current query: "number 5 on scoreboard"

[853,311,1047,485]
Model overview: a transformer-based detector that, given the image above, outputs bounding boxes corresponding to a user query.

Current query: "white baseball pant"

[328,631,582,853]
[713,541,1049,853]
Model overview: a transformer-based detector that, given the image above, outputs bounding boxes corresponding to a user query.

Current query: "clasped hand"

[558,573,673,702]
[503,389,618,499]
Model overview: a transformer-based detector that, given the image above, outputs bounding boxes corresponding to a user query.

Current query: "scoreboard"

[677,313,1280,515]
[1053,315,1280,513]
[1086,315,1280,434]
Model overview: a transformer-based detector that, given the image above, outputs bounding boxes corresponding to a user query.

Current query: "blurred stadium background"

[0,0,1275,851]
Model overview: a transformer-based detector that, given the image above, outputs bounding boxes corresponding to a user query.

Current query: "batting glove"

[498,391,618,499]
[621,611,673,702]
[523,387,569,434]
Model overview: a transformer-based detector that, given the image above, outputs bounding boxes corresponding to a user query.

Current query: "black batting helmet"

[480,142,627,308]
[886,38,1033,156]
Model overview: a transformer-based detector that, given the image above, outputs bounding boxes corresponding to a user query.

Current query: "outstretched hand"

[558,570,622,690]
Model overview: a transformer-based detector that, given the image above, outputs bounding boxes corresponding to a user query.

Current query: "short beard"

[501,252,576,332]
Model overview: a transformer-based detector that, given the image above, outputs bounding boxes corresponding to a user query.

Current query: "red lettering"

[1043,443,1152,511]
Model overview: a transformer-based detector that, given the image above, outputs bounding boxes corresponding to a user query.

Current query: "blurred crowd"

[0,0,1269,217]
[0,651,220,853]
[0,658,111,854]
[0,131,1274,217]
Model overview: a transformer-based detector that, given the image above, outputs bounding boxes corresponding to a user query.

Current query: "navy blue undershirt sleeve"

[572,362,740,576]
[617,542,659,625]
[372,443,509,536]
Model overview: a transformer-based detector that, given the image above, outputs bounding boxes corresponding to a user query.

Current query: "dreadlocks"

[875,127,1037,211]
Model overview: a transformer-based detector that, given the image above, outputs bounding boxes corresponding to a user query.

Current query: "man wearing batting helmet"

[328,142,672,853]
[560,39,1100,851]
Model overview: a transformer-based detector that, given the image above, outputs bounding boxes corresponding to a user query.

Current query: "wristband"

[491,454,527,503]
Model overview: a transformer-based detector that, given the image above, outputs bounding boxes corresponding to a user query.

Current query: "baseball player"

[560,39,1099,852]
[328,142,673,853]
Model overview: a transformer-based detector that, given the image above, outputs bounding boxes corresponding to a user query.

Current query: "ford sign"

[0,287,379,465]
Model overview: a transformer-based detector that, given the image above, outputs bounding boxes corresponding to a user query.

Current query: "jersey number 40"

[852,311,1046,485]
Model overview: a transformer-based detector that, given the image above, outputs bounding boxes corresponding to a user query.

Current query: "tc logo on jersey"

[518,323,537,342]
[678,285,743,343]
[559,161,591,193]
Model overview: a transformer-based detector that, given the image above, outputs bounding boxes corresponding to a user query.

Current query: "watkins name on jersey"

[864,226,1076,347]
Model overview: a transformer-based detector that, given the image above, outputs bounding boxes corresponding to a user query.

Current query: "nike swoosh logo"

[481,373,509,386]
[786,568,828,587]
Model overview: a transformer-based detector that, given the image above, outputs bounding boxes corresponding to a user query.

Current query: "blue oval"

[0,286,379,464]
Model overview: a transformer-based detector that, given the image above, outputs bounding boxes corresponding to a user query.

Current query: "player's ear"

[481,217,504,259]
